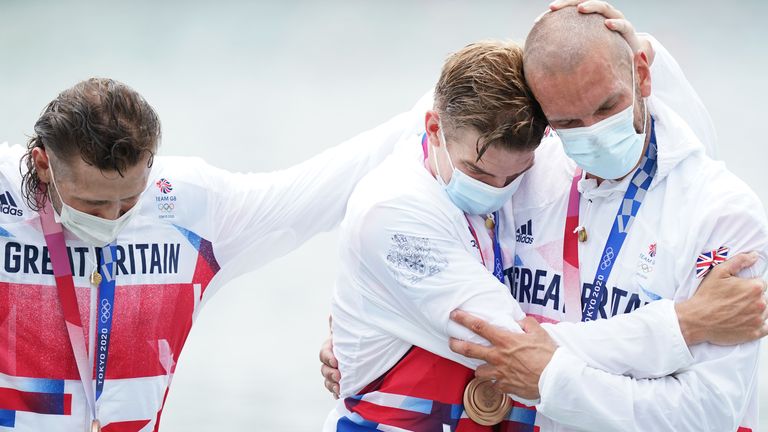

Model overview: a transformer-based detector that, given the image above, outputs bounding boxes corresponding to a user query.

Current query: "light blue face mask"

[433,123,522,215]
[554,58,648,180]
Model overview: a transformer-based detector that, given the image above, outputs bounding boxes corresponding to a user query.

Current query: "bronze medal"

[462,378,512,426]
[91,419,101,432]
[90,270,102,286]
[577,228,588,243]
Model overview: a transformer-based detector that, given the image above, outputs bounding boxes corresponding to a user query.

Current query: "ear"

[634,51,652,98]
[425,110,442,148]
[32,147,52,184]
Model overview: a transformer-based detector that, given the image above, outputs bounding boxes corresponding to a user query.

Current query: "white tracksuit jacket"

[328,37,767,431]
[0,106,414,431]
[513,97,767,431]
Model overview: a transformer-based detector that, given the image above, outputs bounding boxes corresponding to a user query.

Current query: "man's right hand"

[676,251,768,346]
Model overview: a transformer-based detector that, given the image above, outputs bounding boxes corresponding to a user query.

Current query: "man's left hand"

[448,312,556,400]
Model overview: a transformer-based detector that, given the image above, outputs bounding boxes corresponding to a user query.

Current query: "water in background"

[1,1,766,430]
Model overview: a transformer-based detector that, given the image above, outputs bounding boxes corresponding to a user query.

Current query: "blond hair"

[434,40,547,160]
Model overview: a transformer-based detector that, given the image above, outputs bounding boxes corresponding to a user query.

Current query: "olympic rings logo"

[158,203,175,212]
[600,247,615,270]
[637,262,653,273]
[100,298,111,323]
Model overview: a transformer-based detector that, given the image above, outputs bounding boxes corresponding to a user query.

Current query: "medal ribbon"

[562,167,583,322]
[95,245,117,401]
[423,131,505,283]
[580,119,658,321]
[40,199,117,423]
[465,212,504,283]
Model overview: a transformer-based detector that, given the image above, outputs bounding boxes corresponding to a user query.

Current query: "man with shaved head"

[444,3,767,431]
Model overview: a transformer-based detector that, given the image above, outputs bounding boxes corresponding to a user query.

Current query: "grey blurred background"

[1,1,766,430]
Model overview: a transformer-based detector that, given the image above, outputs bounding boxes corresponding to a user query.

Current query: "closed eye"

[551,119,579,129]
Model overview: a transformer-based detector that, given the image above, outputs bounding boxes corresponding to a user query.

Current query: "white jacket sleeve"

[646,33,719,158]
[356,197,692,380]
[541,298,693,379]
[202,108,424,281]
[536,188,768,432]
[354,197,526,370]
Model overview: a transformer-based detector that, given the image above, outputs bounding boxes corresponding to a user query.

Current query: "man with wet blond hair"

[321,33,766,431]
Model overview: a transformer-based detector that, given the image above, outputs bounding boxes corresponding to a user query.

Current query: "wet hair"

[21,77,161,210]
[434,40,547,161]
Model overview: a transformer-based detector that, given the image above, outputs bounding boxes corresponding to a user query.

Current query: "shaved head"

[524,6,631,79]
[519,6,651,134]
[521,6,654,181]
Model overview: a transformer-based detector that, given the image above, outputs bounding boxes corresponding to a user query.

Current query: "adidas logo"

[516,219,534,244]
[0,191,23,217]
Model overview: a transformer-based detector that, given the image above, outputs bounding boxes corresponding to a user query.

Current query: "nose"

[490,178,509,188]
[580,115,606,129]
[92,204,122,221]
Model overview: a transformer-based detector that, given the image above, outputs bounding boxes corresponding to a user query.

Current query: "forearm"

[536,342,758,432]
[541,299,692,379]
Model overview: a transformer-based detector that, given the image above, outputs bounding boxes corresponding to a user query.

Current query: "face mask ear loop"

[437,121,457,172]
[47,162,67,211]
[630,52,648,137]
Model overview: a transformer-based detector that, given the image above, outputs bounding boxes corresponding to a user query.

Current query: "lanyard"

[95,246,117,401]
[562,120,658,322]
[465,213,505,283]
[422,133,505,283]
[562,168,583,323]
[40,199,117,427]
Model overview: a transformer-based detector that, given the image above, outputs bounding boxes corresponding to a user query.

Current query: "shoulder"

[0,142,26,185]
[676,154,763,217]
[669,154,768,260]
[346,147,460,234]
[149,155,215,187]
[0,143,35,221]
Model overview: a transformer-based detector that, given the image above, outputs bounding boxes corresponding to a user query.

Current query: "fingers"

[319,338,338,368]
[605,18,635,37]
[323,377,340,399]
[321,363,341,384]
[518,316,540,333]
[718,251,759,277]
[449,337,494,362]
[549,0,585,11]
[450,310,505,344]
[575,1,625,19]
[475,364,499,381]
[321,363,341,399]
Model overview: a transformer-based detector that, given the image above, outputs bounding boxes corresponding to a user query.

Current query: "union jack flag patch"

[156,178,173,194]
[696,246,729,278]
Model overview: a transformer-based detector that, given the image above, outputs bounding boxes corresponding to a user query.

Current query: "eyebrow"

[77,194,141,205]
[595,92,622,113]
[464,161,493,177]
[550,90,624,124]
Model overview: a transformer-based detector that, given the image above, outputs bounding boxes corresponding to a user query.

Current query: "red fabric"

[0,281,195,380]
[102,419,151,432]
[347,346,537,431]
[0,387,71,415]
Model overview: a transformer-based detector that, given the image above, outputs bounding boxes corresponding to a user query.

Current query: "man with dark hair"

[0,76,414,431]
